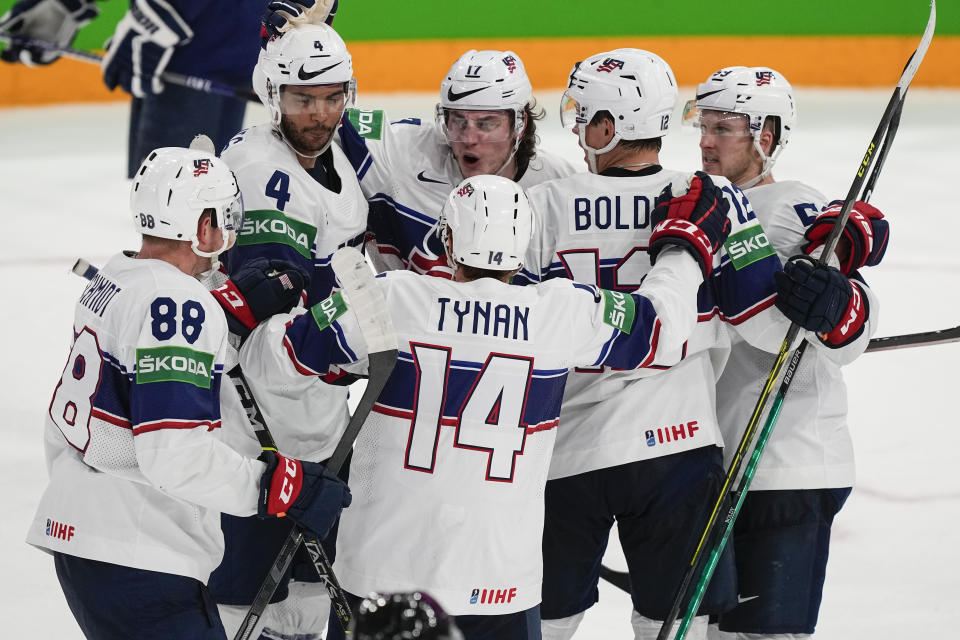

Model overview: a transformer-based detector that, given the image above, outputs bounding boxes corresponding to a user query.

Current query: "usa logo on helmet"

[193,159,211,177]
[502,55,517,73]
[597,58,625,73]
[755,71,774,86]
[457,183,474,198]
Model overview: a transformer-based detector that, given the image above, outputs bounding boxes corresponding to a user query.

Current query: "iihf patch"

[645,429,656,447]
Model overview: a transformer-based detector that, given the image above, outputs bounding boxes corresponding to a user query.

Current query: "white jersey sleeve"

[28,253,263,583]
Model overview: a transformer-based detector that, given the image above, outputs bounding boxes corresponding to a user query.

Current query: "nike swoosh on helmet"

[446,86,487,102]
[298,61,344,81]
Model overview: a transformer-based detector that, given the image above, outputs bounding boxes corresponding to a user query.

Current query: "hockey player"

[210,21,367,640]
[0,0,337,177]
[334,48,577,276]
[518,49,797,640]
[687,66,885,639]
[241,172,734,639]
[25,146,351,640]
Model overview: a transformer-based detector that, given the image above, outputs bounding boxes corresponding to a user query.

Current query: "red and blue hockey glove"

[803,200,889,275]
[101,0,193,97]
[258,451,352,539]
[0,0,98,65]
[210,258,309,340]
[774,255,868,348]
[649,171,732,279]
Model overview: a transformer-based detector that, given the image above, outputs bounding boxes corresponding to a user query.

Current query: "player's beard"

[281,119,335,158]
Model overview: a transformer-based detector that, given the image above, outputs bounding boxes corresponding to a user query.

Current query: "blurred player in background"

[241,172,732,639]
[351,592,463,640]
[0,0,337,177]
[336,48,577,276]
[24,146,350,640]
[687,66,886,640]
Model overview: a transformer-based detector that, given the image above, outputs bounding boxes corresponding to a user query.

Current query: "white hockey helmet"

[255,22,356,126]
[436,50,533,143]
[560,48,677,172]
[685,66,796,186]
[440,175,533,272]
[130,148,244,259]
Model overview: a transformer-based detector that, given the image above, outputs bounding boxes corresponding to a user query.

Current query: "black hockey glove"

[210,258,309,340]
[775,255,868,348]
[257,451,351,539]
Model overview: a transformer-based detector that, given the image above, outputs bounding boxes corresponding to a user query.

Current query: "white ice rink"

[1,88,958,637]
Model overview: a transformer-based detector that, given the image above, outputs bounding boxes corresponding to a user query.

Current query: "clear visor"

[280,79,356,115]
[437,108,514,143]
[559,92,582,129]
[682,101,752,137]
[194,184,244,231]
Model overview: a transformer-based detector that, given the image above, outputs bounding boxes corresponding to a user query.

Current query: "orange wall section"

[2,35,958,107]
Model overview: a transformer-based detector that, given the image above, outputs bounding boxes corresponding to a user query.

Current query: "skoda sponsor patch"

[723,225,776,270]
[600,289,635,334]
[237,210,317,259]
[136,346,215,389]
[311,291,348,331]
[346,108,384,140]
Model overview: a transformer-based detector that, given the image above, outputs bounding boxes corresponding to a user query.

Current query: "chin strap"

[578,126,621,174]
[740,137,785,189]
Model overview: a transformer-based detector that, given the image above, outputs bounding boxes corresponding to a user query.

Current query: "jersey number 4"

[405,344,533,482]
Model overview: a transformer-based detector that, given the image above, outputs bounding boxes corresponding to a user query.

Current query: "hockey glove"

[210,258,309,340]
[0,0,98,65]
[649,171,732,279]
[261,0,337,48]
[101,0,193,98]
[803,200,889,275]
[774,255,868,348]
[258,452,352,539]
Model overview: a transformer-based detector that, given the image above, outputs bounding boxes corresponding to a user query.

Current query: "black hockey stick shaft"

[233,349,398,639]
[658,5,937,639]
[0,33,259,103]
[866,324,960,352]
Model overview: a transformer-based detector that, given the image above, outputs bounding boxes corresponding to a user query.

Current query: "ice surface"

[1,88,958,637]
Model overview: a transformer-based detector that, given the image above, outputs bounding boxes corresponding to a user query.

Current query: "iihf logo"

[193,159,211,177]
[502,55,517,73]
[46,518,76,541]
[596,58,625,73]
[470,587,517,605]
[457,183,474,197]
[645,429,656,447]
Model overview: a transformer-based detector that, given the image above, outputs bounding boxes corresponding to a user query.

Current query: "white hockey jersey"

[336,108,578,276]
[26,253,264,583]
[220,123,369,460]
[242,249,702,615]
[715,181,879,490]
[520,167,792,479]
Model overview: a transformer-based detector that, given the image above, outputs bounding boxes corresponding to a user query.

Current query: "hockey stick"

[866,323,960,352]
[657,4,937,639]
[0,33,258,102]
[234,247,398,639]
